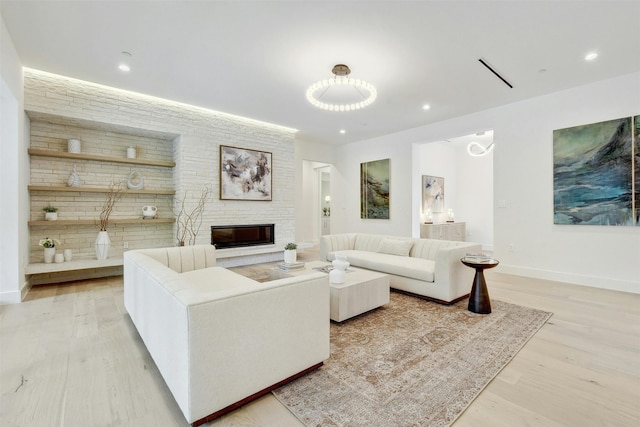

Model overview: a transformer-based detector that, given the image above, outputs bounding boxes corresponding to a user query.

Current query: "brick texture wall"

[24,69,296,276]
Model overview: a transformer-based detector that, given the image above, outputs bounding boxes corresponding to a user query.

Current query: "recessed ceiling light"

[118,64,131,72]
[585,52,598,61]
[422,104,431,111]
[339,129,346,134]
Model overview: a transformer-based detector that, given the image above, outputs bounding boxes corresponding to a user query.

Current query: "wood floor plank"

[2,251,638,426]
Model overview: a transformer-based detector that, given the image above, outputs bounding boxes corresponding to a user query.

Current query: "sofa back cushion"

[410,239,467,261]
[353,234,385,252]
[136,245,216,273]
[377,238,414,257]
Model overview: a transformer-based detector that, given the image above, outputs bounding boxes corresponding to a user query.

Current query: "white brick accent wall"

[24,69,297,275]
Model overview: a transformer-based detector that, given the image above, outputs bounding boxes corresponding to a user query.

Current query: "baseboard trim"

[192,362,324,427]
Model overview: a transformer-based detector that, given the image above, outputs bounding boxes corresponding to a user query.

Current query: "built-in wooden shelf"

[28,148,176,168]
[28,185,175,195]
[28,218,175,227]
[25,257,123,275]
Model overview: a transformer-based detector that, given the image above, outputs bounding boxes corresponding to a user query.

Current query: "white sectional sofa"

[320,233,482,304]
[123,245,329,426]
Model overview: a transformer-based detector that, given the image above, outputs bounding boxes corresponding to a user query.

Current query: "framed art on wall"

[360,158,390,219]
[422,175,444,214]
[553,116,634,226]
[220,145,272,201]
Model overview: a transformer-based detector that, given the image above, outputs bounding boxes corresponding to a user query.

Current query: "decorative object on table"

[220,145,272,201]
[126,169,144,190]
[63,249,73,262]
[360,158,390,219]
[422,175,444,214]
[126,146,137,159]
[43,204,58,221]
[39,237,60,264]
[424,209,433,224]
[54,253,64,263]
[329,253,350,284]
[172,185,212,246]
[277,261,305,271]
[446,208,455,222]
[284,242,297,264]
[142,205,157,219]
[96,181,126,260]
[553,115,637,226]
[67,138,81,153]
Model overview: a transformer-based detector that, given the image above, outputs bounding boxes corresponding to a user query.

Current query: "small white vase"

[95,231,111,260]
[45,212,58,221]
[43,247,56,264]
[127,146,136,159]
[63,249,73,262]
[54,253,65,263]
[329,254,350,284]
[284,249,297,264]
[68,138,81,153]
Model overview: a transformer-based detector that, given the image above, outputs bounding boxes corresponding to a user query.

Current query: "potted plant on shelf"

[43,204,58,221]
[39,237,60,264]
[284,242,297,264]
[95,181,126,260]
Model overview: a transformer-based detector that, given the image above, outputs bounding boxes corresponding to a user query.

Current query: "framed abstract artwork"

[220,145,272,201]
[360,158,390,219]
[422,175,445,214]
[553,116,635,226]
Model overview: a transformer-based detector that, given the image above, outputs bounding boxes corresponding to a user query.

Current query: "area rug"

[272,292,552,427]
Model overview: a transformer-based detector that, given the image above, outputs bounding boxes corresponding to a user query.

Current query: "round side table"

[461,258,499,314]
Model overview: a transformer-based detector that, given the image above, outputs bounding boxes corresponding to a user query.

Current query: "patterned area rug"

[273,292,552,427]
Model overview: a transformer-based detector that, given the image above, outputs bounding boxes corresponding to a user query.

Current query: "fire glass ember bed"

[211,224,275,249]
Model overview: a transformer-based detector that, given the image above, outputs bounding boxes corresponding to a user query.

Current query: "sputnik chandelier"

[306,64,377,112]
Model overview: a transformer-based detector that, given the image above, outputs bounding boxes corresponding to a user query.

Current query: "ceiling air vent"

[478,58,514,89]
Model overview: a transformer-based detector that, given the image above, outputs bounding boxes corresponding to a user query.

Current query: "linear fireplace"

[211,224,275,249]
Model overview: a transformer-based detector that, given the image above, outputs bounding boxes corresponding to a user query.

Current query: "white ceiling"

[2,1,639,145]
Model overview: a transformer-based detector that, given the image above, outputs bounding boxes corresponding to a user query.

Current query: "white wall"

[413,140,494,249]
[332,72,640,293]
[0,13,28,303]
[334,135,413,236]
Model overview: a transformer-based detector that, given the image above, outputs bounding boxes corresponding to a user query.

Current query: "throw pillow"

[377,238,413,257]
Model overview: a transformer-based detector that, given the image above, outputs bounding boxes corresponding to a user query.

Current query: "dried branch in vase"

[99,180,127,231]
[171,185,212,246]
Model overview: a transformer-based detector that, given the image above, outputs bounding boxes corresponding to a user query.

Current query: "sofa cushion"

[335,250,435,282]
[353,234,384,252]
[161,267,260,305]
[378,238,414,257]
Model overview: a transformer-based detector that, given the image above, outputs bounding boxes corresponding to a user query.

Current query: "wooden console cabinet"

[420,222,466,241]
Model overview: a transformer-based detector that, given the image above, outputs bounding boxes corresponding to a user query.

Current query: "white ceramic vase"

[284,249,297,264]
[64,249,73,262]
[329,254,350,284]
[95,231,111,260]
[45,212,58,221]
[68,138,81,153]
[43,247,56,264]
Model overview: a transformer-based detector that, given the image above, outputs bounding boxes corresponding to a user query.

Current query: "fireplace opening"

[211,224,275,249]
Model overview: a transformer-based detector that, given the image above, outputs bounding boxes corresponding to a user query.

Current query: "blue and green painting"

[553,117,633,226]
[361,158,390,219]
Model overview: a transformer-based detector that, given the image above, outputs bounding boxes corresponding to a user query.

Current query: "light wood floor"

[2,248,639,426]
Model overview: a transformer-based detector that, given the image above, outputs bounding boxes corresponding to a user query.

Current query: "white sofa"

[320,233,482,304]
[123,245,329,426]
